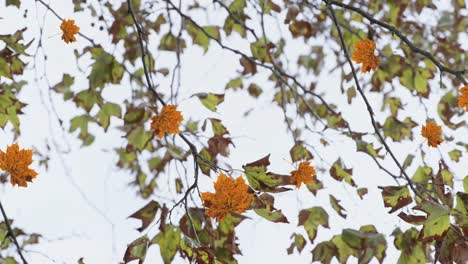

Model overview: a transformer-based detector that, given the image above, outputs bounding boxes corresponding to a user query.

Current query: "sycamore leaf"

[194,93,224,112]
[306,177,323,196]
[298,207,329,244]
[330,159,356,187]
[129,201,160,232]
[393,227,428,264]
[52,73,75,100]
[287,233,307,254]
[329,194,347,219]
[357,188,368,199]
[123,235,149,264]
[331,235,356,263]
[413,202,451,242]
[290,142,313,162]
[151,226,181,264]
[312,241,337,264]
[251,193,289,223]
[412,166,432,183]
[243,154,291,192]
[380,186,412,213]
[356,140,383,159]
[341,226,387,263]
[97,102,122,131]
[448,149,462,162]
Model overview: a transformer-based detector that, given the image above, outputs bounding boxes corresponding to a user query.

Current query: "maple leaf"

[0,143,38,187]
[60,19,80,44]
[201,173,253,221]
[458,85,468,111]
[290,161,316,188]
[421,120,443,148]
[351,38,380,73]
[150,105,184,139]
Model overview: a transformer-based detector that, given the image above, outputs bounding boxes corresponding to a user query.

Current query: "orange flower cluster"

[351,39,380,73]
[458,85,468,111]
[421,121,443,148]
[150,105,184,139]
[290,161,316,188]
[60,19,80,44]
[201,173,253,221]
[0,143,38,187]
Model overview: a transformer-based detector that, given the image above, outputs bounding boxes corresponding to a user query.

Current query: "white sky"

[0,1,466,263]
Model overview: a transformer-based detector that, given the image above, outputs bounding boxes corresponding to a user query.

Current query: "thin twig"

[0,200,28,264]
[324,0,423,199]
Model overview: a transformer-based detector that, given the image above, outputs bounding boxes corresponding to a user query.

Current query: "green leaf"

[97,102,122,130]
[448,149,462,162]
[6,0,20,7]
[290,143,313,162]
[223,0,247,37]
[87,47,124,89]
[52,73,75,100]
[186,21,220,52]
[195,93,224,112]
[356,140,383,159]
[129,201,160,232]
[312,241,337,264]
[73,89,103,112]
[127,126,153,151]
[251,193,289,223]
[123,235,149,264]
[306,178,323,196]
[393,228,428,264]
[341,226,387,263]
[159,33,187,51]
[250,38,274,63]
[438,90,465,129]
[380,186,412,213]
[298,206,329,243]
[357,188,368,199]
[151,226,181,264]
[329,194,347,218]
[287,233,307,255]
[243,154,290,192]
[331,235,356,263]
[70,115,95,146]
[197,148,212,176]
[414,202,450,242]
[225,77,243,90]
[329,159,356,187]
[382,116,417,142]
[412,166,432,183]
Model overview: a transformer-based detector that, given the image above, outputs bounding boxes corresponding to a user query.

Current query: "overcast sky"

[0,1,466,263]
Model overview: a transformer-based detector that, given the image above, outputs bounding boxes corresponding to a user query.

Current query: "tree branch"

[323,0,423,199]
[0,200,28,264]
[323,0,467,85]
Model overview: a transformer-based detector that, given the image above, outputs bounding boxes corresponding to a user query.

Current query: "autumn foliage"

[351,38,380,73]
[150,105,184,139]
[201,173,253,221]
[60,19,80,44]
[1,0,467,264]
[0,143,38,187]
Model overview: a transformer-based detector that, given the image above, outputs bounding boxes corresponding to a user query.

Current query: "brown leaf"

[129,201,160,232]
[239,56,257,75]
